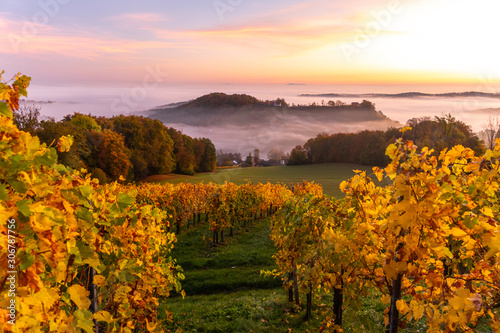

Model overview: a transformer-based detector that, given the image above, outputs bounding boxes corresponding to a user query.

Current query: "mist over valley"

[146,93,402,156]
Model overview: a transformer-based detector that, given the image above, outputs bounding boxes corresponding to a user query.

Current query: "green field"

[156,163,375,197]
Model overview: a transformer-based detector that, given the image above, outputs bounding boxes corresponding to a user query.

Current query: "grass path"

[159,217,389,332]
[159,218,327,332]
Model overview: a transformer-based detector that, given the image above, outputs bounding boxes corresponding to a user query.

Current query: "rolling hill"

[147,93,402,155]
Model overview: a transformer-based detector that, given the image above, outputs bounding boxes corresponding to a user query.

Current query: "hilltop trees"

[180,92,261,108]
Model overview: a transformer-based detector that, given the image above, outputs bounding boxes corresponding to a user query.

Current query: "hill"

[147,93,402,155]
[148,92,398,127]
[300,91,500,99]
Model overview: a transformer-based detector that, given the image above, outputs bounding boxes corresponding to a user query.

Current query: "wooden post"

[293,264,299,306]
[306,258,315,320]
[387,273,402,333]
[333,268,343,330]
[306,283,312,321]
[387,238,404,333]
[86,266,99,333]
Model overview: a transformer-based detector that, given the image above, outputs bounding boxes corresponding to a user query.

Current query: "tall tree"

[194,138,217,172]
[110,115,175,178]
[288,145,310,165]
[88,129,130,181]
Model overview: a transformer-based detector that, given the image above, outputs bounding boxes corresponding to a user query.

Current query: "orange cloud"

[0,16,187,60]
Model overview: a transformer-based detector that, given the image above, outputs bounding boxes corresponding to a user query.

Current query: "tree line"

[288,114,485,166]
[13,106,216,182]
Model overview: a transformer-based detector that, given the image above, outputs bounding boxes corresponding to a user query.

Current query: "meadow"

[151,163,375,198]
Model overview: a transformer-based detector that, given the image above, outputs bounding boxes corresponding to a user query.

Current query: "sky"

[1,0,500,87]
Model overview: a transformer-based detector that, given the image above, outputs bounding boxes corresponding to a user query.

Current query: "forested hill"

[177,92,261,109]
[148,92,400,127]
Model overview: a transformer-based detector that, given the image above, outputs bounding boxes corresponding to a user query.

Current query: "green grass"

[158,163,375,197]
[160,217,331,332]
[159,217,393,332]
[170,219,280,295]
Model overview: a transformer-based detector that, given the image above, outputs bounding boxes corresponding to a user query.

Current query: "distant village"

[217,148,287,168]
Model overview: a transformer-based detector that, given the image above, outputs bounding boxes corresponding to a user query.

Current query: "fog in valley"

[25,84,500,157]
[148,105,401,157]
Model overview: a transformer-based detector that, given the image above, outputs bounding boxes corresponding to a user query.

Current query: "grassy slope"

[155,163,375,198]
[159,217,389,333]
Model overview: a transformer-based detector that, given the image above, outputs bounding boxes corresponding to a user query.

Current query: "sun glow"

[1,0,499,86]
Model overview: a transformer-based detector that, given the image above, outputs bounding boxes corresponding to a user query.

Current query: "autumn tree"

[287,145,310,165]
[109,115,175,178]
[88,129,130,181]
[168,127,196,175]
[36,116,91,170]
[289,117,484,166]
[67,112,102,132]
[194,137,217,172]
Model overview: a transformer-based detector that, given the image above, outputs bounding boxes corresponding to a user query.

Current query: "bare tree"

[13,104,41,134]
[482,116,500,150]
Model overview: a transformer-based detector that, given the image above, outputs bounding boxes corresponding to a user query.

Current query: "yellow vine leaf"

[146,320,158,332]
[74,309,94,333]
[485,233,500,260]
[381,294,391,304]
[57,135,74,152]
[94,310,118,323]
[410,300,424,320]
[67,284,91,309]
[396,299,410,315]
[36,287,60,310]
[449,227,468,239]
[481,207,494,218]
[373,167,384,182]
[93,275,107,287]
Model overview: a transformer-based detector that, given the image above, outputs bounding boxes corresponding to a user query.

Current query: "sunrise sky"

[1,0,499,87]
